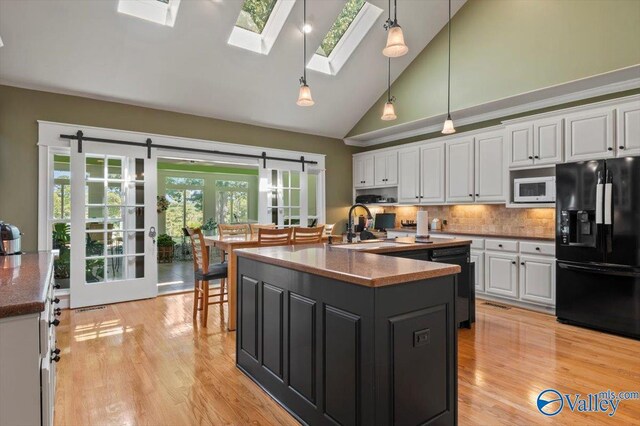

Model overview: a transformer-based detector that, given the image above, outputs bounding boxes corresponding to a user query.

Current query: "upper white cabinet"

[446,137,475,202]
[397,147,420,203]
[565,107,615,161]
[420,142,446,204]
[353,154,374,188]
[475,131,506,202]
[374,151,398,186]
[616,101,640,156]
[507,117,563,168]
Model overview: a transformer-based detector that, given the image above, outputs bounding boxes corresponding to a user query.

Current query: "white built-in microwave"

[514,176,556,203]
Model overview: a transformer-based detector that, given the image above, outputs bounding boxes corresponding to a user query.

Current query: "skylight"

[228,0,295,55]
[316,0,365,57]
[117,0,181,27]
[235,0,278,34]
[307,1,382,76]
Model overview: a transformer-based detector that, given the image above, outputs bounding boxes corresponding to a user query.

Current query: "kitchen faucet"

[347,204,372,243]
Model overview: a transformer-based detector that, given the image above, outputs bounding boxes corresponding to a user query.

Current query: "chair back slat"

[293,226,325,244]
[320,224,335,236]
[184,227,209,273]
[258,227,293,246]
[249,223,277,236]
[218,224,249,238]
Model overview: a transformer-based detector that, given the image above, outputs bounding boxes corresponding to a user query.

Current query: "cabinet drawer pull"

[52,348,61,355]
[53,283,61,290]
[528,156,533,159]
[511,261,516,265]
[475,193,479,197]
[608,147,613,151]
[619,146,624,150]
[534,155,539,159]
[520,262,525,265]
[53,297,60,304]
[50,319,60,327]
[51,355,61,363]
[54,308,62,317]
[468,193,473,197]
[535,247,540,251]
[498,244,503,248]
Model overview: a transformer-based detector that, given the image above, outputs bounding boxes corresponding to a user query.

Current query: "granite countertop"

[0,252,54,318]
[388,228,555,241]
[236,243,463,287]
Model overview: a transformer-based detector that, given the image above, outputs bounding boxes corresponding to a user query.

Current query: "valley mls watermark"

[536,389,639,417]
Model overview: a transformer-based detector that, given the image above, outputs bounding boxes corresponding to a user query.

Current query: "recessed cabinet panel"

[565,108,615,161]
[374,155,387,186]
[446,138,474,202]
[508,125,533,167]
[398,148,421,203]
[420,142,445,204]
[385,152,398,185]
[353,157,364,188]
[520,256,555,305]
[617,103,640,156]
[240,276,259,360]
[262,283,284,379]
[288,292,316,405]
[470,250,484,293]
[534,118,563,165]
[362,156,374,187]
[485,253,518,299]
[475,133,505,202]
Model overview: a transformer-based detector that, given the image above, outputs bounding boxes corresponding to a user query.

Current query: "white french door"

[70,141,158,308]
[264,169,308,227]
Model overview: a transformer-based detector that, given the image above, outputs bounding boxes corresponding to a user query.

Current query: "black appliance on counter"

[355,194,381,204]
[0,222,22,256]
[385,245,475,328]
[556,158,640,339]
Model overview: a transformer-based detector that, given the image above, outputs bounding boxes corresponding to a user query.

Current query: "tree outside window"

[216,180,249,224]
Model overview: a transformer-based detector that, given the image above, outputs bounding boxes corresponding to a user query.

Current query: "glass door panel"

[70,141,157,308]
[266,169,306,228]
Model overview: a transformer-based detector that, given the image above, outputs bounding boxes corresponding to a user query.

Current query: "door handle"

[595,173,603,225]
[149,226,157,244]
[604,170,612,225]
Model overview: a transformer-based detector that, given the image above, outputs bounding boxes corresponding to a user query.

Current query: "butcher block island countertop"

[235,237,470,287]
[0,252,54,318]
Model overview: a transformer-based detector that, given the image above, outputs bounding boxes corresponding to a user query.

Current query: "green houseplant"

[201,217,217,236]
[157,234,175,263]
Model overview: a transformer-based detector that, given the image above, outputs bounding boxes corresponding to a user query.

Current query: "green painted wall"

[0,84,357,251]
[348,0,640,138]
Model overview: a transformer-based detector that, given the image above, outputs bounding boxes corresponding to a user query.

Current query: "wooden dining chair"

[258,227,293,246]
[249,223,276,237]
[293,226,325,244]
[218,223,249,237]
[184,227,228,327]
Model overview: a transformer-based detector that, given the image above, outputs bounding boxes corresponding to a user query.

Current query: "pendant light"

[442,0,456,134]
[383,0,408,58]
[296,0,314,107]
[381,58,397,121]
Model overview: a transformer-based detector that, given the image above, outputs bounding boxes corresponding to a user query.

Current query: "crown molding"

[344,65,640,147]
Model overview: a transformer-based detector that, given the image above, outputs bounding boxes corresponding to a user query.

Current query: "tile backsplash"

[372,204,555,238]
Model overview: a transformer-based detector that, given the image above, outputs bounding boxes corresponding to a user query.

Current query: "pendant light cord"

[446,0,452,118]
[394,0,397,23]
[387,58,391,102]
[302,0,307,83]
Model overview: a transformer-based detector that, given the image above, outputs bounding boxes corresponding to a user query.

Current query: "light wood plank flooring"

[54,295,640,425]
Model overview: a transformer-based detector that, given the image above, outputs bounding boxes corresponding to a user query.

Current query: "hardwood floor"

[54,295,640,425]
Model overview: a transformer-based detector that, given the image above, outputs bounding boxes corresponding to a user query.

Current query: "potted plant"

[157,195,169,214]
[52,223,71,288]
[202,217,217,236]
[157,234,175,263]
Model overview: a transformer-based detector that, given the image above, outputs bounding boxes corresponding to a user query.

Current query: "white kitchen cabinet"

[420,142,446,204]
[565,107,615,161]
[353,154,374,188]
[475,131,506,202]
[470,250,485,293]
[374,151,398,186]
[507,124,533,168]
[519,256,555,306]
[616,101,640,156]
[446,137,475,202]
[397,147,420,203]
[534,117,563,165]
[485,252,519,299]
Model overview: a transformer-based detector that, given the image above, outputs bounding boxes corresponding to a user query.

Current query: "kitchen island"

[235,238,471,426]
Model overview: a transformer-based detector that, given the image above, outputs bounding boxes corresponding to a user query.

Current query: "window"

[235,0,278,34]
[316,0,365,57]
[51,155,72,289]
[164,176,204,239]
[228,0,295,55]
[216,180,249,224]
[307,1,382,75]
[117,0,182,27]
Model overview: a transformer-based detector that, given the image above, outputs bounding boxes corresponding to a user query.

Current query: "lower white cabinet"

[485,252,519,299]
[470,250,484,292]
[519,256,555,305]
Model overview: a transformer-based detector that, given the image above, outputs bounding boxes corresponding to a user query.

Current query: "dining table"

[204,234,331,331]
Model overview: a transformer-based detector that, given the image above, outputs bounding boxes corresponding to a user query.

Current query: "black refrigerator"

[556,157,640,339]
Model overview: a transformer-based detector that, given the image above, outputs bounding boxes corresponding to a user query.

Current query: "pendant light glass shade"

[296,83,314,107]
[381,101,397,121]
[383,24,408,57]
[442,115,456,134]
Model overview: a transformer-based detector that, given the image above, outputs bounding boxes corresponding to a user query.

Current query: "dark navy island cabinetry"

[235,241,470,426]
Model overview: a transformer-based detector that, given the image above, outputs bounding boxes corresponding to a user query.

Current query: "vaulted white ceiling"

[0,0,465,138]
